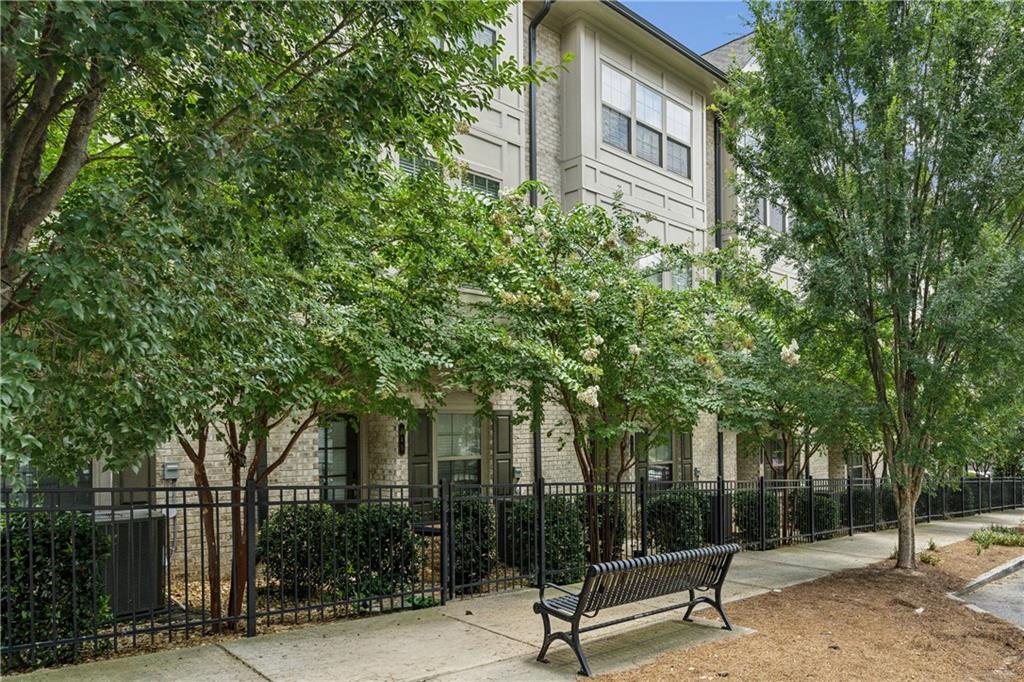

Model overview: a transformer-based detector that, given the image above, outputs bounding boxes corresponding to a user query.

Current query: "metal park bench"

[533,543,741,677]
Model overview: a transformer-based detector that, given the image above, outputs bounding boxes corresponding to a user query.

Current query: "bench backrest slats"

[580,544,740,613]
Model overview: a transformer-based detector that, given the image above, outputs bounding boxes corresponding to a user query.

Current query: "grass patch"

[919,551,941,566]
[970,525,1024,554]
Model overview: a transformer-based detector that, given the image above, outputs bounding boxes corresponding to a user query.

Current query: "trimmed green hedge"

[259,502,424,601]
[445,492,496,591]
[792,489,841,534]
[259,503,341,597]
[506,495,586,584]
[1,511,113,670]
[732,489,780,544]
[338,504,424,599]
[646,488,705,552]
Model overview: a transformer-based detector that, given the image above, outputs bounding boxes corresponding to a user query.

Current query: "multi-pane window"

[754,197,767,225]
[635,83,662,127]
[473,27,496,48]
[436,413,482,484]
[602,106,630,151]
[636,123,661,165]
[465,171,500,198]
[600,64,692,178]
[399,155,439,176]
[116,456,155,507]
[671,265,692,291]
[666,101,691,142]
[601,65,632,112]
[769,203,787,233]
[319,421,358,501]
[646,432,673,483]
[666,139,690,177]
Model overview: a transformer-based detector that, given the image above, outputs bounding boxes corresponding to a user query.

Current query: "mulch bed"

[601,536,1024,681]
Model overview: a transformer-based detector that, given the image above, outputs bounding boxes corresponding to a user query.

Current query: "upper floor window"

[464,171,500,199]
[600,64,693,179]
[753,198,788,233]
[399,155,440,176]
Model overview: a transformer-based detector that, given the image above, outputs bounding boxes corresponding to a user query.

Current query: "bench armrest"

[543,583,580,598]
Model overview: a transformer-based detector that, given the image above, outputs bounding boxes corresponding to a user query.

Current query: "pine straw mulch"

[601,535,1024,682]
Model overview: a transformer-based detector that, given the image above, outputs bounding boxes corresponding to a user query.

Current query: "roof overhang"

[525,0,729,92]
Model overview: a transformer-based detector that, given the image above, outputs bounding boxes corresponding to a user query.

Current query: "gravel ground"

[601,538,1024,681]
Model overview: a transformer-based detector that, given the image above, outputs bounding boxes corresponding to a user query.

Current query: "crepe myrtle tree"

[720,1,1024,567]
[456,187,735,562]
[1,0,549,482]
[167,169,484,627]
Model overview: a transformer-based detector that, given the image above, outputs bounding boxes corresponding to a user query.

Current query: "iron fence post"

[807,475,815,542]
[941,484,947,518]
[537,477,546,587]
[716,475,726,545]
[988,477,993,513]
[245,479,257,637]
[439,481,448,605]
[871,477,878,532]
[758,476,766,551]
[638,477,648,557]
[926,484,932,522]
[846,472,854,537]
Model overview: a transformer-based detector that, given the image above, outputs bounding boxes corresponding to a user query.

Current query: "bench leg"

[713,587,732,631]
[682,588,697,622]
[536,612,554,662]
[570,622,593,677]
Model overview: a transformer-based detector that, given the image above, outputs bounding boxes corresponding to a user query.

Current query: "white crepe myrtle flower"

[592,334,604,346]
[628,344,641,357]
[780,339,801,366]
[581,347,600,362]
[577,385,600,408]
[585,290,600,303]
[533,209,545,223]
[498,290,518,305]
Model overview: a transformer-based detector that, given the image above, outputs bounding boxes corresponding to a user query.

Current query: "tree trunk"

[894,481,920,569]
[193,465,223,630]
[227,461,247,628]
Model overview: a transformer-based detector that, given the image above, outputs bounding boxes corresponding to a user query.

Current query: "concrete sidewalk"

[18,510,1023,682]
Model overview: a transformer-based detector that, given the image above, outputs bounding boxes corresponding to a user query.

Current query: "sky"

[621,1,751,55]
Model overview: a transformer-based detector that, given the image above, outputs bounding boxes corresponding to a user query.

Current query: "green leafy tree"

[1,1,546,481]
[720,0,1024,568]
[457,189,728,562]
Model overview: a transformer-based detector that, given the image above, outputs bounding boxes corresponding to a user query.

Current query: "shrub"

[850,487,874,526]
[575,487,627,561]
[443,492,496,591]
[338,503,425,600]
[732,489,780,544]
[970,525,1024,553]
[1,510,113,670]
[259,503,341,597]
[792,489,841,534]
[506,495,586,584]
[646,487,705,552]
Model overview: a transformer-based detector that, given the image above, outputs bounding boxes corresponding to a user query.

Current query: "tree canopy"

[720,0,1024,567]
[0,0,547,481]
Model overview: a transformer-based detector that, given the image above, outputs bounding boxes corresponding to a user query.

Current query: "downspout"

[714,114,725,478]
[528,0,553,592]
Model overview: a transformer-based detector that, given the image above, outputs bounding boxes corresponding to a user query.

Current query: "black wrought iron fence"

[2,476,1021,671]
